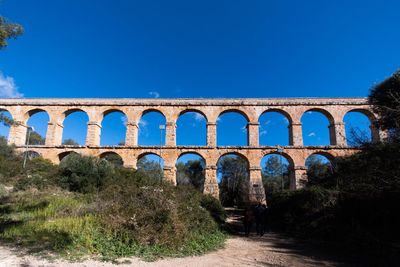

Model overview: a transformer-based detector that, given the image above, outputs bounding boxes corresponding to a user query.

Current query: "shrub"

[200,194,227,223]
[58,154,114,193]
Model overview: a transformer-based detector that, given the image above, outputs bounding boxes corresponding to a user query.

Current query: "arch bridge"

[0,98,382,202]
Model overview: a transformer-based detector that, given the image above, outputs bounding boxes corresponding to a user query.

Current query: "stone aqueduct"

[0,98,381,202]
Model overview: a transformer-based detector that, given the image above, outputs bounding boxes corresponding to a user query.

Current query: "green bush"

[58,154,114,193]
[200,194,227,223]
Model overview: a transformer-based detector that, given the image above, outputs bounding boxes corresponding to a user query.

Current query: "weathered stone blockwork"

[0,98,380,203]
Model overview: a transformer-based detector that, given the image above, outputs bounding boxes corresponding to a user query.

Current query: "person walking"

[254,202,265,236]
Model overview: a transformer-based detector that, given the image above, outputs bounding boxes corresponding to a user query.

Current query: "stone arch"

[217,108,251,122]
[62,109,89,145]
[58,151,79,162]
[23,150,41,160]
[25,109,50,145]
[259,109,293,125]
[176,151,207,191]
[217,151,250,206]
[177,151,207,164]
[137,151,164,162]
[0,108,13,139]
[217,110,249,146]
[138,109,167,146]
[343,108,379,144]
[306,151,335,165]
[136,152,164,180]
[100,109,127,146]
[176,110,207,146]
[99,151,124,166]
[304,152,335,184]
[24,108,51,123]
[261,151,295,192]
[177,109,208,123]
[140,108,166,119]
[102,108,127,118]
[303,108,335,124]
[258,109,292,146]
[301,108,336,146]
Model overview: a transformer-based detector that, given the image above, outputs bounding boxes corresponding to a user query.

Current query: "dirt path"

[0,232,358,267]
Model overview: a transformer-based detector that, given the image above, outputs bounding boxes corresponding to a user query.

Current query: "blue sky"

[0,0,398,165]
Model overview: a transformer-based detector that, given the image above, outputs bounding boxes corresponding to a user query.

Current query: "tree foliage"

[218,155,249,207]
[0,16,23,49]
[27,131,45,145]
[62,138,79,146]
[176,159,205,191]
[137,157,163,181]
[262,155,290,197]
[368,69,400,140]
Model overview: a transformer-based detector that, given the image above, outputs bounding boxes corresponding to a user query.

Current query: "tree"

[306,155,334,188]
[176,160,205,191]
[218,155,249,207]
[27,131,45,145]
[62,138,79,146]
[0,112,13,126]
[102,153,123,167]
[368,69,400,141]
[0,16,23,49]
[137,157,163,181]
[262,155,289,197]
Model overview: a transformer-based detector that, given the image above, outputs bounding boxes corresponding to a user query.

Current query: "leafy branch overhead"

[0,16,23,48]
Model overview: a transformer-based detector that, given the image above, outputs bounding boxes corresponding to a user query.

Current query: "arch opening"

[138,111,166,146]
[23,150,41,160]
[217,111,248,146]
[301,110,333,146]
[176,111,207,146]
[217,153,249,207]
[101,111,127,146]
[261,153,293,199]
[137,153,164,181]
[176,152,205,191]
[259,111,290,146]
[26,110,49,145]
[0,110,13,140]
[58,151,79,163]
[305,153,334,187]
[62,110,89,145]
[100,152,124,167]
[344,111,372,146]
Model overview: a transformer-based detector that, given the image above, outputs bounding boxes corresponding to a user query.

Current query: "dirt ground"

[0,232,365,267]
[0,208,394,267]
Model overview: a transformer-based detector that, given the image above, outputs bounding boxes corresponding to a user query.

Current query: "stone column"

[8,121,27,146]
[45,121,64,146]
[165,121,176,146]
[125,122,138,146]
[123,157,137,169]
[163,165,176,185]
[329,122,346,146]
[247,122,259,147]
[289,123,303,146]
[293,166,308,189]
[248,166,266,204]
[207,122,217,147]
[370,124,380,143]
[86,121,101,146]
[204,165,219,199]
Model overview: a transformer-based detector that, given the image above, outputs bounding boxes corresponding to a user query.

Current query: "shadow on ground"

[224,207,400,267]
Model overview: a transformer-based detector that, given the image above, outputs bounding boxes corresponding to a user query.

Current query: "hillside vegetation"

[0,138,226,261]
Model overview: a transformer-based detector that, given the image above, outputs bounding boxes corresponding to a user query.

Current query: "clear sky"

[0,0,398,166]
